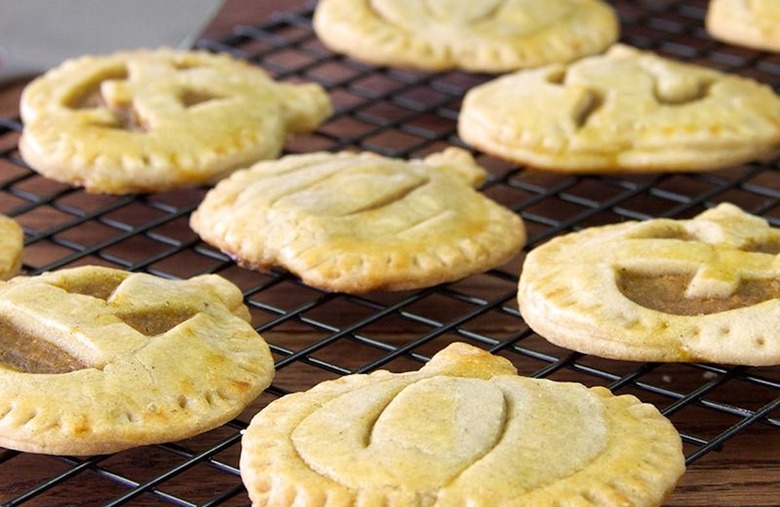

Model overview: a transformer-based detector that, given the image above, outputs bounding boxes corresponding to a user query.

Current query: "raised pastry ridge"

[518,203,780,365]
[19,48,331,194]
[190,148,526,293]
[0,265,274,455]
[459,44,780,173]
[240,342,685,506]
[313,0,619,72]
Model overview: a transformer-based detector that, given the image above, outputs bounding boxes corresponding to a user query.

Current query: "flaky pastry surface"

[190,148,526,293]
[0,266,274,455]
[240,342,685,506]
[459,44,780,173]
[313,0,618,72]
[19,48,331,194]
[518,203,780,365]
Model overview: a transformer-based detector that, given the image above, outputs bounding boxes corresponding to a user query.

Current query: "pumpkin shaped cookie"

[240,342,685,507]
[313,0,619,72]
[190,148,526,294]
[19,48,331,194]
[459,44,780,173]
[518,203,780,365]
[0,266,274,455]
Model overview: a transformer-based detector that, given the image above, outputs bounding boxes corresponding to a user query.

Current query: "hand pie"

[313,0,619,72]
[707,0,780,52]
[190,148,526,294]
[518,203,780,365]
[0,214,23,280]
[0,266,274,455]
[19,48,332,194]
[240,342,685,507]
[459,44,780,173]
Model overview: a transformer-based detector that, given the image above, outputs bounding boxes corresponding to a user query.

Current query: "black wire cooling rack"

[1,0,780,505]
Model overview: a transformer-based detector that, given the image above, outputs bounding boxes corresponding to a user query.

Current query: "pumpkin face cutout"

[518,203,780,365]
[459,45,780,173]
[19,49,331,194]
[0,266,274,455]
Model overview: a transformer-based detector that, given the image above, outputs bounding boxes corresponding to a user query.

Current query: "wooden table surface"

[1,1,779,506]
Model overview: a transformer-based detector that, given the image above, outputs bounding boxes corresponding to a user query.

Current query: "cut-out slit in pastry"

[115,308,197,336]
[0,317,88,374]
[0,266,274,456]
[459,44,780,173]
[19,48,332,194]
[107,104,147,132]
[518,203,780,365]
[545,67,567,85]
[744,238,780,254]
[50,271,126,300]
[179,88,221,108]
[618,271,780,315]
[573,89,604,129]
[65,69,129,110]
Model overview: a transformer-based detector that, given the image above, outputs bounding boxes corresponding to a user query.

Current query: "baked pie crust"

[190,148,526,293]
[518,203,780,365]
[313,0,619,72]
[459,44,780,173]
[0,266,274,455]
[19,48,332,194]
[240,342,685,506]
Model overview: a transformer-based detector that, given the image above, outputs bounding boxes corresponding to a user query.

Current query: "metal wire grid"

[0,0,779,505]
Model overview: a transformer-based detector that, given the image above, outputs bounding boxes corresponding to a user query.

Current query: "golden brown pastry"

[19,48,332,194]
[190,148,526,294]
[518,203,780,365]
[459,44,780,173]
[240,342,685,506]
[0,266,274,455]
[313,0,619,72]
